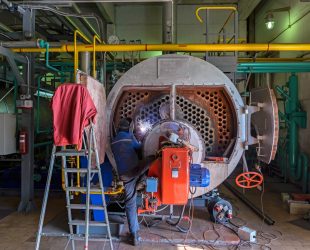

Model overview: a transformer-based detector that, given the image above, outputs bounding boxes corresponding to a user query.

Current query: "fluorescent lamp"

[34,90,54,99]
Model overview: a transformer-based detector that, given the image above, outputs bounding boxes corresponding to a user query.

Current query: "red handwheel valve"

[235,171,263,189]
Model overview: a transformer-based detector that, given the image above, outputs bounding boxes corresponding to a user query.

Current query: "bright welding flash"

[138,120,152,134]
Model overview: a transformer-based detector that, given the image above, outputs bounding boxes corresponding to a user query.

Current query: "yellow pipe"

[73,30,91,194]
[93,35,101,78]
[11,43,310,53]
[81,186,124,195]
[74,30,91,81]
[196,6,237,23]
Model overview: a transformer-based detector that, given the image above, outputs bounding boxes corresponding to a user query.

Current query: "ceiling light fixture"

[265,12,275,30]
[264,6,291,31]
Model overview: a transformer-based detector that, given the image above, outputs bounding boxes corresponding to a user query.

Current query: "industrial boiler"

[105,54,279,222]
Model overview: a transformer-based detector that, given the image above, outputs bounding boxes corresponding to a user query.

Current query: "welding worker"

[111,118,150,246]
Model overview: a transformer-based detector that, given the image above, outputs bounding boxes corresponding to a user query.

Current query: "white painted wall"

[254,0,310,155]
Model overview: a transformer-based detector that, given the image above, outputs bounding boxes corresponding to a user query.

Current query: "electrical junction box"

[161,147,189,205]
[16,99,33,109]
[146,177,158,193]
[0,113,16,155]
[238,226,256,242]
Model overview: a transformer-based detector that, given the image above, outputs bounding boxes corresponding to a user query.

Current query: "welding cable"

[166,204,186,227]
[154,205,169,213]
[175,191,195,235]
[189,186,197,195]
[175,212,192,233]
[115,201,125,210]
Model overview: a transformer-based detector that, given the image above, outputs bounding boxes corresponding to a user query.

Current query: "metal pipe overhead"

[0,22,14,32]
[71,3,101,38]
[16,0,172,2]
[0,41,63,48]
[163,1,176,44]
[64,17,93,43]
[81,51,91,74]
[11,43,310,53]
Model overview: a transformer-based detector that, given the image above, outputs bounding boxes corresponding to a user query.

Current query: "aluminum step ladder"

[35,125,114,250]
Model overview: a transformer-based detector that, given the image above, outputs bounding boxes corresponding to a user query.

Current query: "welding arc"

[166,205,190,233]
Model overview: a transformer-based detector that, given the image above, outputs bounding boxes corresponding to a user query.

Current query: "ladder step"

[66,187,102,193]
[55,149,87,157]
[70,235,112,242]
[69,220,107,227]
[64,168,99,173]
[69,204,105,210]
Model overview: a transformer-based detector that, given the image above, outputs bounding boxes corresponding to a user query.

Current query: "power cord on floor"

[226,164,283,250]
[138,173,283,250]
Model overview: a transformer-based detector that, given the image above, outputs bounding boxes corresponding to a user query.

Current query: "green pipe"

[278,143,288,182]
[38,40,64,78]
[288,74,300,181]
[48,61,310,74]
[238,62,310,73]
[36,76,53,134]
[279,111,289,123]
[275,86,290,99]
[239,62,310,67]
[299,153,309,193]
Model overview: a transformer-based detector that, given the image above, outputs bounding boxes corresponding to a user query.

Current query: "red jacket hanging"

[51,83,97,149]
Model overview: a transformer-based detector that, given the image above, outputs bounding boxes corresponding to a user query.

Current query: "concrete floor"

[0,177,310,250]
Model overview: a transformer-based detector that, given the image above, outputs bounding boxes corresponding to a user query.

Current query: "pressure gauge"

[108,35,120,45]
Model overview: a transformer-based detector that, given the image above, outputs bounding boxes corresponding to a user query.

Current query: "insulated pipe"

[11,43,310,53]
[81,52,91,75]
[163,0,176,44]
[74,30,91,81]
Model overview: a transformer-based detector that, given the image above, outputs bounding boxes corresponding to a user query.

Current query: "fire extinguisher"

[19,131,27,154]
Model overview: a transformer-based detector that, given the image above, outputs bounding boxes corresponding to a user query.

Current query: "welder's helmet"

[118,118,131,132]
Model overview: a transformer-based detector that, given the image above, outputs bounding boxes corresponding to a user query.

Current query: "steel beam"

[0,46,26,85]
[0,22,14,32]
[18,9,36,213]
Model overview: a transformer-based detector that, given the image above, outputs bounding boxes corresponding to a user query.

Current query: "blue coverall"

[111,131,145,234]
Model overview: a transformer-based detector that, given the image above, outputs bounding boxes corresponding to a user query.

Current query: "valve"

[235,171,263,189]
